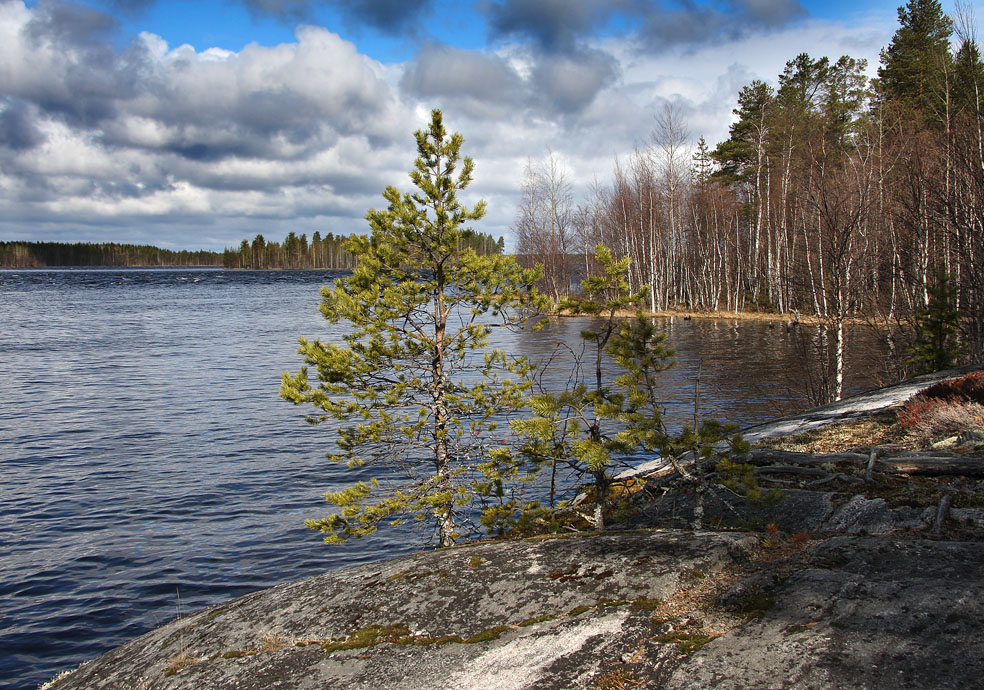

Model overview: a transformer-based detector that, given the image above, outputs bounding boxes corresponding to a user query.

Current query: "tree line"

[0,241,223,268]
[1,231,504,270]
[516,0,984,400]
[222,229,504,269]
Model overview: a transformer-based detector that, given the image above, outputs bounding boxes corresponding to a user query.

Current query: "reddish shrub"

[898,399,984,439]
[919,370,984,404]
[900,371,984,433]
[897,397,937,431]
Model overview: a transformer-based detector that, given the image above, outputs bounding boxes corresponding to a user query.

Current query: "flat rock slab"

[740,365,984,444]
[48,531,753,690]
[665,536,984,690]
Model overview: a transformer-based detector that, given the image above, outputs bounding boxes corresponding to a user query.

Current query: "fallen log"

[737,449,984,477]
[736,450,868,467]
[877,456,984,477]
[755,465,830,477]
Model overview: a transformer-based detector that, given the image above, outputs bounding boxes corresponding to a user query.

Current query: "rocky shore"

[45,367,984,690]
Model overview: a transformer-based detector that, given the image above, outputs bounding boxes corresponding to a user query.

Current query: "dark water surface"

[0,268,883,689]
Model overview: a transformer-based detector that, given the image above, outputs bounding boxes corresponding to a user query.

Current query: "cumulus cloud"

[735,0,808,27]
[399,41,617,119]
[104,0,156,19]
[0,0,895,250]
[399,43,525,118]
[485,0,626,51]
[0,99,46,150]
[225,0,436,33]
[485,0,808,55]
[636,0,808,51]
[0,1,416,247]
[529,47,619,113]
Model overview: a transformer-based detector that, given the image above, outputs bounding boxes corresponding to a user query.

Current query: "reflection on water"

[507,314,885,430]
[0,268,886,690]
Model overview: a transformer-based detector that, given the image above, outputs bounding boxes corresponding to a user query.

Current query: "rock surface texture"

[47,531,984,690]
[48,531,751,690]
[46,367,984,690]
[662,537,984,690]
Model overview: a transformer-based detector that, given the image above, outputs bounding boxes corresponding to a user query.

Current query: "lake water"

[0,268,885,689]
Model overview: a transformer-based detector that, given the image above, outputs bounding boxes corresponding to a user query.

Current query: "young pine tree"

[490,245,670,532]
[281,110,543,548]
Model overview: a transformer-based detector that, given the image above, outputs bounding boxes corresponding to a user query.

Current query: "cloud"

[485,0,808,55]
[399,43,525,118]
[0,0,895,251]
[529,47,619,113]
[399,42,617,118]
[0,99,46,150]
[0,1,415,247]
[485,0,623,51]
[735,0,807,27]
[105,0,156,19]
[240,0,434,33]
[636,0,808,51]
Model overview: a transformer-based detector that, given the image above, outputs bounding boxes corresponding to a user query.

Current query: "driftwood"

[877,456,984,477]
[736,450,867,467]
[735,449,984,478]
[933,491,955,537]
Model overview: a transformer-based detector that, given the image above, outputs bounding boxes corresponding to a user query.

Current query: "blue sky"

[0,0,973,250]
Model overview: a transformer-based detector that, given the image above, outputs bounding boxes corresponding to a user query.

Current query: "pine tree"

[490,246,668,531]
[878,0,954,121]
[712,80,775,186]
[281,110,543,547]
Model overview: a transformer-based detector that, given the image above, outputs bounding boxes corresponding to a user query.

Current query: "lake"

[0,268,885,689]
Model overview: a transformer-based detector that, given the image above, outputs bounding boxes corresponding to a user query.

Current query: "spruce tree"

[281,110,543,547]
[908,270,962,373]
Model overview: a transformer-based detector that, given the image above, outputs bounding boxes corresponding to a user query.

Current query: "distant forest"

[220,230,505,269]
[0,230,505,269]
[0,241,222,268]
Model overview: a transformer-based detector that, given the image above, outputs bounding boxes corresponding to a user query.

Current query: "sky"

[0,0,974,251]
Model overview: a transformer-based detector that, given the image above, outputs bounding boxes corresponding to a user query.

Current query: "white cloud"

[0,0,898,251]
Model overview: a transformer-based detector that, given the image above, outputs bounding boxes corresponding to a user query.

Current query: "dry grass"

[592,669,644,689]
[899,400,984,440]
[260,631,293,652]
[758,410,907,454]
[762,400,984,455]
[163,650,196,676]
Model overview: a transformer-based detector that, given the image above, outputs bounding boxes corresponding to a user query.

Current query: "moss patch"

[654,630,714,655]
[518,614,557,627]
[464,625,512,644]
[220,650,250,659]
[630,597,663,611]
[733,593,776,619]
[322,624,413,654]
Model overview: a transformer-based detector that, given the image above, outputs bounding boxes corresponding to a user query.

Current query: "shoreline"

[551,307,821,325]
[41,367,984,690]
